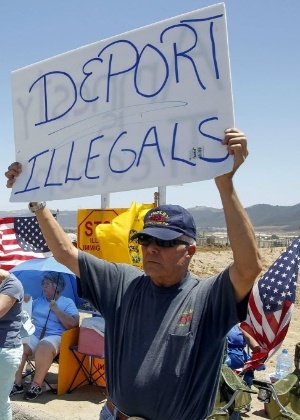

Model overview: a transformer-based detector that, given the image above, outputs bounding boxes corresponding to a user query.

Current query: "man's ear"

[187,244,196,258]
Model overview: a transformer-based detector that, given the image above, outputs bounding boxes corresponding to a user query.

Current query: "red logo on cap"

[149,214,167,223]
[146,211,170,226]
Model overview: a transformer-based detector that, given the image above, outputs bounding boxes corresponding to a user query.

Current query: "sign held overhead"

[10,3,234,203]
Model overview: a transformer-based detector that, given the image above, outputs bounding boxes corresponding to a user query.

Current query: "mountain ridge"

[1,203,299,232]
[189,203,300,233]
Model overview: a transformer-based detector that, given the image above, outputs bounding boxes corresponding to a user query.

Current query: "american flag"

[240,236,300,371]
[0,215,55,271]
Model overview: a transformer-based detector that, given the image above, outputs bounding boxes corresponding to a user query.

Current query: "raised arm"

[5,163,80,277]
[34,205,80,276]
[215,129,262,302]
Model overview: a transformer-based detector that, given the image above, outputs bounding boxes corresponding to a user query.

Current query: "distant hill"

[1,203,300,232]
[189,203,300,232]
[0,209,78,231]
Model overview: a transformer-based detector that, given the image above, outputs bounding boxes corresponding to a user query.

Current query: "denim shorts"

[99,403,114,420]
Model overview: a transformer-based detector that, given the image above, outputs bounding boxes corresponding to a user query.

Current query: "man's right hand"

[5,162,22,188]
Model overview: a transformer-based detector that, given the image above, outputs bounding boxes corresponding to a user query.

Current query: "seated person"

[226,323,264,387]
[10,272,79,400]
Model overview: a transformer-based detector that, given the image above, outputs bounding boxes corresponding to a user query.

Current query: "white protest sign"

[10,2,234,203]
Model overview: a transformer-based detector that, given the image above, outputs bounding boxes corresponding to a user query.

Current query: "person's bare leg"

[31,341,56,387]
[15,344,33,385]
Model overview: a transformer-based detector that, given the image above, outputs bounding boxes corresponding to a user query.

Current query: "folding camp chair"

[206,364,257,420]
[253,342,300,420]
[22,327,81,395]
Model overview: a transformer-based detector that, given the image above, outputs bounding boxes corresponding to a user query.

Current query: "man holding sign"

[5,127,262,420]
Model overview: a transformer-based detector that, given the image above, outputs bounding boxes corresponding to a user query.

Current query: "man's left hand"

[220,127,248,178]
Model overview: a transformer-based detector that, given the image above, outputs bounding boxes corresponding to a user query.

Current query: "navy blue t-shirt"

[78,251,246,420]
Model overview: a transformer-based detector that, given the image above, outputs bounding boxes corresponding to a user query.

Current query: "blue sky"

[1,0,299,211]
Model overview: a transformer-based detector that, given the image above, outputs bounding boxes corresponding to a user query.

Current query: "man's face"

[141,236,196,286]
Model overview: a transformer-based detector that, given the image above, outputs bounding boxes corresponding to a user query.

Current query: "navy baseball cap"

[131,205,197,241]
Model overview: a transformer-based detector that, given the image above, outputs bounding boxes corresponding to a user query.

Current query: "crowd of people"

[3,127,263,420]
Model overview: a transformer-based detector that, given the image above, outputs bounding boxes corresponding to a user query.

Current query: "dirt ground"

[11,246,299,419]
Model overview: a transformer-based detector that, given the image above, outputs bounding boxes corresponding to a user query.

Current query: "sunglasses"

[137,234,190,248]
